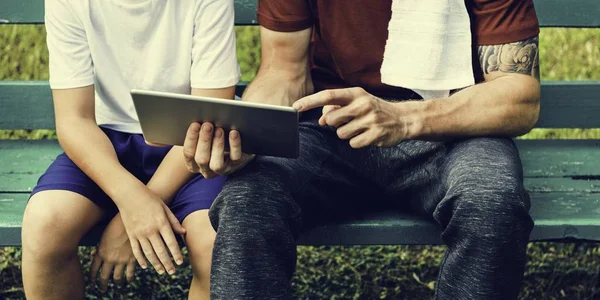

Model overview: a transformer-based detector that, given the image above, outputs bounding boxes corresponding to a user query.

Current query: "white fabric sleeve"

[45,0,94,89]
[190,0,241,89]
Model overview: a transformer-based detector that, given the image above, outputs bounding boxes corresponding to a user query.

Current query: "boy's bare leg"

[22,191,105,300]
[183,210,215,300]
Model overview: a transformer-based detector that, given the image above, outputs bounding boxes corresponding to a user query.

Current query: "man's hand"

[117,187,186,276]
[90,215,136,293]
[293,87,412,148]
[183,122,254,178]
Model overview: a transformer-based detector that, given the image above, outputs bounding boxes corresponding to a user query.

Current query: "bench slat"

[2,0,599,27]
[1,81,600,129]
[1,139,600,192]
[0,0,258,25]
[2,187,599,246]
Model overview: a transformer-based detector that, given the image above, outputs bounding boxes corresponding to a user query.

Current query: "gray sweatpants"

[208,109,534,300]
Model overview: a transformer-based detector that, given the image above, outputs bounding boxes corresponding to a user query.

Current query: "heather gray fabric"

[208,109,533,300]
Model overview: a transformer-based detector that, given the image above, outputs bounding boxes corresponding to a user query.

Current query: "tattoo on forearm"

[478,36,540,81]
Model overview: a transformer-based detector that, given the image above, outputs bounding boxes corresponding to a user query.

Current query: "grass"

[1,24,600,299]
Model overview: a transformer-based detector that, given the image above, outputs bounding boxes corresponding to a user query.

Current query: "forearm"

[242,66,313,107]
[404,74,540,140]
[146,146,194,204]
[243,26,313,106]
[56,119,145,207]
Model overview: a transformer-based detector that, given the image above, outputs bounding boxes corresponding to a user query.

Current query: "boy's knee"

[22,199,78,260]
[188,237,214,279]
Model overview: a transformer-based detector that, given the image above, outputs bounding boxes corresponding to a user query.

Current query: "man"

[184,0,540,299]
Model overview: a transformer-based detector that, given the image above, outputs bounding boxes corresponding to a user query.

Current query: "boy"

[21,0,240,299]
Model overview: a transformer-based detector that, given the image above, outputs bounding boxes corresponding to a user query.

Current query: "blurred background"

[0,25,599,299]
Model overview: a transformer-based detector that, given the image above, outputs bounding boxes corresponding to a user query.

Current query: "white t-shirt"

[45,0,241,133]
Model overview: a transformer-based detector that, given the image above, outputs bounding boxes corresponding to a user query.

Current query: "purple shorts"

[31,127,226,223]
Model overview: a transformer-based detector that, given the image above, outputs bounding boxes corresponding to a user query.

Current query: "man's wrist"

[396,100,428,140]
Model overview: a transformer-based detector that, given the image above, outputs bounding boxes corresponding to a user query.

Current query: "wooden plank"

[0,0,258,25]
[533,0,600,28]
[2,0,600,27]
[520,139,600,177]
[2,81,599,129]
[536,81,600,128]
[2,189,599,246]
[2,139,600,192]
[0,81,55,129]
[0,140,62,192]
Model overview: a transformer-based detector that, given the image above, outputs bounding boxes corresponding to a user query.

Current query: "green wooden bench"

[1,0,600,247]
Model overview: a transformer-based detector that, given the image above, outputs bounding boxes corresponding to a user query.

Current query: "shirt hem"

[191,74,241,89]
[257,12,313,32]
[49,77,95,90]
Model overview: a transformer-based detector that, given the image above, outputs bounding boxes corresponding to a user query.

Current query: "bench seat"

[1,139,599,246]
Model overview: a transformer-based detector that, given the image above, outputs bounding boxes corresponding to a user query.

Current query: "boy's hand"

[117,187,186,276]
[90,214,136,292]
[183,122,254,178]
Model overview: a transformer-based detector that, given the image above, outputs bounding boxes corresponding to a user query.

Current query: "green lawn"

[1,25,599,299]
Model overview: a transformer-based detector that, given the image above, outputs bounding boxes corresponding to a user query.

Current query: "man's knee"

[437,185,533,244]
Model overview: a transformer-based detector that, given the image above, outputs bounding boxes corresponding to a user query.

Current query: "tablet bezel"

[131,89,300,158]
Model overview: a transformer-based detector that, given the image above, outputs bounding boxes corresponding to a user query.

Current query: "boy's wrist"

[106,173,149,208]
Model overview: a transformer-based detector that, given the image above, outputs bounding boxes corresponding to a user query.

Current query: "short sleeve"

[190,0,241,89]
[257,0,313,32]
[45,0,94,89]
[468,0,540,45]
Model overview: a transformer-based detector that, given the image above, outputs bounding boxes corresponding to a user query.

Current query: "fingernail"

[176,259,183,265]
[230,131,239,139]
[202,124,213,133]
[292,102,302,110]
[158,269,165,275]
[168,269,175,275]
[141,264,147,269]
[215,129,223,138]
[191,123,201,133]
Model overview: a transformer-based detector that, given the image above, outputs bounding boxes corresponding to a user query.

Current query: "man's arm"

[294,36,541,147]
[406,35,541,139]
[242,26,313,106]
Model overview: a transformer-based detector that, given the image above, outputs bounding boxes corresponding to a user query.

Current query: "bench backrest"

[1,0,599,130]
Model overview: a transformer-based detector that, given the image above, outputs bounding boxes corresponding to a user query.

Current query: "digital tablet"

[131,89,299,158]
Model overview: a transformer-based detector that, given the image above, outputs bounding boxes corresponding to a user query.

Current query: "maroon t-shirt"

[257,0,540,99]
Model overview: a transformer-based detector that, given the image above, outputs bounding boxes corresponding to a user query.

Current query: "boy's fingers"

[149,235,175,275]
[126,261,136,283]
[139,238,163,274]
[130,239,147,269]
[196,123,214,165]
[113,264,126,288]
[209,128,226,173]
[90,252,102,283]
[160,225,184,267]
[163,203,186,235]
[183,123,201,173]
[98,262,114,293]
[229,130,242,162]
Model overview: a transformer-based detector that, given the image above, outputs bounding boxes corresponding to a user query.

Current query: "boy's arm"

[45,0,183,274]
[52,86,184,273]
